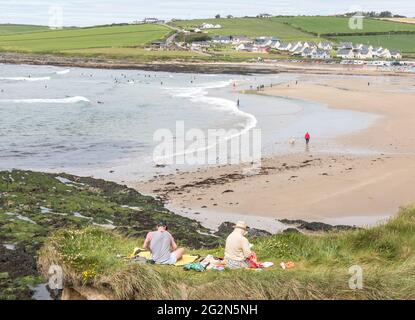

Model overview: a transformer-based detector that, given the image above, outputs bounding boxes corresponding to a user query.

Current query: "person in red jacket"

[305,132,311,145]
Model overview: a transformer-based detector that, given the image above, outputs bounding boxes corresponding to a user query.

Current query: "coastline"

[1,51,414,76]
[135,73,415,231]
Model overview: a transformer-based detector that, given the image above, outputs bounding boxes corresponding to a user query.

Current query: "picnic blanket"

[138,251,199,267]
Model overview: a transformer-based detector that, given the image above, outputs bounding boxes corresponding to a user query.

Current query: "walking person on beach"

[143,221,185,265]
[305,132,311,145]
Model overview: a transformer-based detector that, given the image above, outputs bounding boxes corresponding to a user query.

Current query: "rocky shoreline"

[0,52,412,76]
[0,170,362,300]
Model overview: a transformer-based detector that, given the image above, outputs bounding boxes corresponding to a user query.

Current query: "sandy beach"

[134,73,415,231]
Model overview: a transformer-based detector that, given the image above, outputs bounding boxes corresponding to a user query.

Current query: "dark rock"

[279,219,360,232]
[283,228,300,234]
[215,222,271,239]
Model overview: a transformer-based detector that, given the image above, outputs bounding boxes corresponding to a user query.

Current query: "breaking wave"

[158,80,258,160]
[0,76,51,82]
[0,96,90,104]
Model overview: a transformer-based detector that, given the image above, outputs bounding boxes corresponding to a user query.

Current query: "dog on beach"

[288,138,296,145]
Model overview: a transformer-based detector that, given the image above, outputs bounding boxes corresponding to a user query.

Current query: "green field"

[0,24,171,53]
[278,16,415,35]
[170,18,322,42]
[333,34,415,54]
[1,17,415,61]
[0,24,49,35]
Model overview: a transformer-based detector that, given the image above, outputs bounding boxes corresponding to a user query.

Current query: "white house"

[318,42,333,50]
[143,18,165,24]
[211,36,232,44]
[290,41,305,52]
[356,48,373,59]
[292,45,306,55]
[301,47,315,58]
[200,23,222,29]
[278,42,292,51]
[338,42,353,50]
[376,48,391,59]
[232,36,253,45]
[255,36,280,47]
[235,43,252,51]
[312,49,331,59]
[337,48,355,59]
[191,41,210,49]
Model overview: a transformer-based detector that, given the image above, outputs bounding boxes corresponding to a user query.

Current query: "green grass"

[39,207,415,299]
[170,18,322,42]
[332,34,415,54]
[62,47,207,61]
[0,24,49,35]
[0,24,171,53]
[278,16,415,36]
[0,170,222,299]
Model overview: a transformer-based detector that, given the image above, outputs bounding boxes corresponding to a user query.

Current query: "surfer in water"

[237,99,240,108]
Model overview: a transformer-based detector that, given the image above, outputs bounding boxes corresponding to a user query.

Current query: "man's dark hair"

[157,221,168,230]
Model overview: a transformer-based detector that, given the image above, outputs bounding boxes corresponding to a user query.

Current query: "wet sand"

[134,74,415,231]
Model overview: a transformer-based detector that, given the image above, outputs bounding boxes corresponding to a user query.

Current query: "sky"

[0,0,414,27]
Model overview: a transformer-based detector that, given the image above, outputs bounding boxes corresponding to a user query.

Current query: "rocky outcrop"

[215,222,272,239]
[279,219,360,232]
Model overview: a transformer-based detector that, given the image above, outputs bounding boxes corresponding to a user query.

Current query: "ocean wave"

[0,96,90,104]
[158,80,258,160]
[0,76,51,82]
[56,69,71,75]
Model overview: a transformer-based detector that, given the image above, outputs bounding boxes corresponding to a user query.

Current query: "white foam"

[56,69,70,75]
[0,96,90,104]
[158,80,258,160]
[0,76,51,82]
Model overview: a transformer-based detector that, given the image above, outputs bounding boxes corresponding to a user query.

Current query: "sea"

[0,64,378,183]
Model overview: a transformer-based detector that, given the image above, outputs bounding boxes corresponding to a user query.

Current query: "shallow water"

[0,64,378,183]
[29,284,53,301]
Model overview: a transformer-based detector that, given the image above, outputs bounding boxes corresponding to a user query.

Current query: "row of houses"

[236,39,333,59]
[189,34,402,61]
[336,42,401,60]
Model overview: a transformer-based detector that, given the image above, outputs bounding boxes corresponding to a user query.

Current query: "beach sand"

[134,74,415,231]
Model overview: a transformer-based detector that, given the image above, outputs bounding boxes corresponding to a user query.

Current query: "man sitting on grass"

[224,221,252,269]
[143,221,185,265]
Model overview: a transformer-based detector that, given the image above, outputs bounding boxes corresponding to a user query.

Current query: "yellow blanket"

[138,251,198,267]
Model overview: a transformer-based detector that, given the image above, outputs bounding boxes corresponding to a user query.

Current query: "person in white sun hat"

[224,221,252,269]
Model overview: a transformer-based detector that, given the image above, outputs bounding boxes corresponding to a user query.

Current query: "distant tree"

[227,15,233,19]
[215,14,221,19]
[379,11,392,17]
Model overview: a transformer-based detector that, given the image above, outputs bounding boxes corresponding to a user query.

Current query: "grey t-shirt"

[146,231,173,263]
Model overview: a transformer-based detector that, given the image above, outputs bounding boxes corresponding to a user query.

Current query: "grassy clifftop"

[39,208,415,300]
[0,170,221,299]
